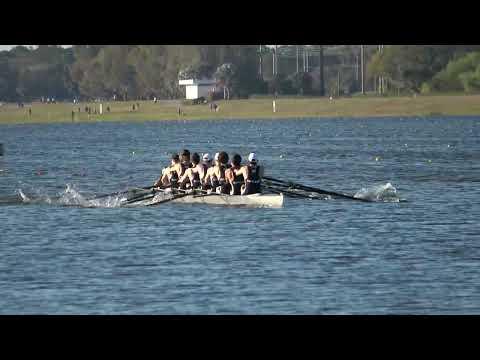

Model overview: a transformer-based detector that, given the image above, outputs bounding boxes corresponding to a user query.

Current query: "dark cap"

[191,152,200,165]
[218,151,229,165]
[181,149,190,158]
[232,153,242,166]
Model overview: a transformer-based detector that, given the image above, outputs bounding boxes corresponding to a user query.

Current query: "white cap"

[248,152,258,162]
[203,153,212,161]
[214,152,220,161]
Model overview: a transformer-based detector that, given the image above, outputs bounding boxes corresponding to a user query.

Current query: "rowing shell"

[126,192,284,208]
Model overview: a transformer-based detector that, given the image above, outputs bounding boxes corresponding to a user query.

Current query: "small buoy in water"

[428,159,432,163]
[280,154,285,159]
[375,156,380,161]
[447,144,451,148]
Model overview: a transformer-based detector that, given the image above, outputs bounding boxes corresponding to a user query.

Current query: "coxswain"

[244,152,264,194]
[179,152,207,190]
[225,153,249,195]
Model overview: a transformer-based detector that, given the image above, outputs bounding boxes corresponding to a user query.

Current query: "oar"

[263,185,312,198]
[88,185,156,201]
[264,184,334,199]
[123,187,200,206]
[263,176,372,202]
[122,188,164,205]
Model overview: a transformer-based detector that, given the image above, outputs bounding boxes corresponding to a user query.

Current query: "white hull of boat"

[130,192,284,208]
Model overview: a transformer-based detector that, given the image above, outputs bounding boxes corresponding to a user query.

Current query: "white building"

[179,79,217,100]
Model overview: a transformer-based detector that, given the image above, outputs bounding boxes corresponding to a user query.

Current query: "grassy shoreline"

[1,95,480,125]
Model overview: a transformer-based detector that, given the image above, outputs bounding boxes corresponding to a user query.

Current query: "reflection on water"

[1,116,480,314]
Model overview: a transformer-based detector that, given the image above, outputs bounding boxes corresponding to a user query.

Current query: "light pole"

[259,45,263,79]
[319,45,325,96]
[361,45,365,95]
[296,45,299,73]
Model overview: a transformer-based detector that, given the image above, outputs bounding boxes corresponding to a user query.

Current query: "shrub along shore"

[1,94,480,125]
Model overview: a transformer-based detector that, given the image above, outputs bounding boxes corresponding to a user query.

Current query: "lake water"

[1,116,480,314]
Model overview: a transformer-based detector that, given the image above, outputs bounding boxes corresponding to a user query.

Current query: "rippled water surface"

[1,116,480,314]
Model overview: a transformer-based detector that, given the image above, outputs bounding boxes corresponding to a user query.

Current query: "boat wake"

[10,184,128,208]
[354,182,402,202]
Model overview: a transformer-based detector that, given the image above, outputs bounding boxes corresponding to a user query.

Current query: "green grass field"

[1,94,480,125]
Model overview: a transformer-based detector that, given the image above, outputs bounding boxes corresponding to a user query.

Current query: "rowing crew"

[153,149,264,195]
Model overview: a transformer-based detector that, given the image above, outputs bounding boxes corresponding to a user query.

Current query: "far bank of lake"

[1,94,480,125]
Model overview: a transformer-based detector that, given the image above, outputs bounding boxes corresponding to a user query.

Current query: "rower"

[200,153,212,189]
[225,153,249,195]
[180,149,192,170]
[202,153,213,169]
[205,151,230,194]
[179,152,207,190]
[244,152,264,195]
[203,152,219,191]
[155,153,182,188]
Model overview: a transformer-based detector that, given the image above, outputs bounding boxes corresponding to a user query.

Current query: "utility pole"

[296,45,299,73]
[355,54,359,83]
[259,45,263,79]
[377,45,382,95]
[275,45,278,75]
[306,47,309,72]
[380,45,385,94]
[272,45,276,77]
[319,45,325,96]
[361,45,365,95]
[303,47,306,72]
[337,70,341,97]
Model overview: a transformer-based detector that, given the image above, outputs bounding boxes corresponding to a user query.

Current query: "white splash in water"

[354,182,400,202]
[17,187,53,204]
[57,184,125,208]
[18,189,30,202]
[16,184,127,208]
[56,183,89,206]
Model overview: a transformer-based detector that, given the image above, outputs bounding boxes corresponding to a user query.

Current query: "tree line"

[1,45,480,102]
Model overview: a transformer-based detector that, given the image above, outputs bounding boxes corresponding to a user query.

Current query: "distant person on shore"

[71,111,75,122]
[132,104,136,111]
[28,108,32,117]
[107,106,110,112]
[178,107,182,116]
